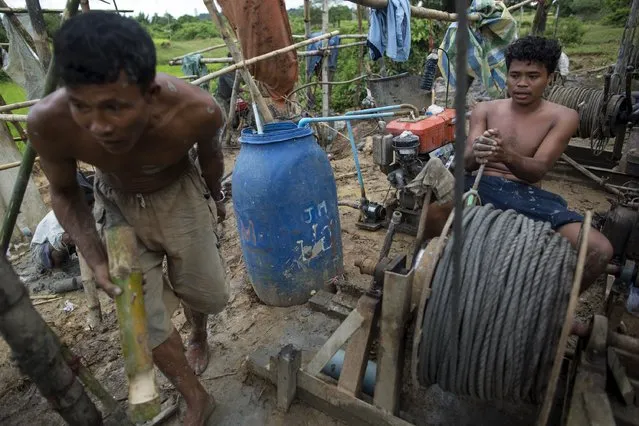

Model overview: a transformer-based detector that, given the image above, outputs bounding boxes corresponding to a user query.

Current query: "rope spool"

[544,85,608,153]
[413,204,576,403]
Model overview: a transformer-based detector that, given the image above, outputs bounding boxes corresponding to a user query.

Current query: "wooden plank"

[248,348,415,426]
[375,269,413,414]
[338,295,379,397]
[277,344,301,412]
[583,391,616,426]
[305,309,364,376]
[608,346,635,405]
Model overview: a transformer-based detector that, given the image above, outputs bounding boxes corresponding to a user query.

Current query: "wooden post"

[224,71,241,146]
[321,0,331,142]
[304,0,313,107]
[25,0,53,70]
[0,0,81,254]
[202,0,273,123]
[276,344,301,412]
[78,251,102,329]
[355,5,364,106]
[105,220,160,422]
[0,256,102,425]
[375,269,413,414]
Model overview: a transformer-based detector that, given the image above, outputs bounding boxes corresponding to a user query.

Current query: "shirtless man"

[464,35,613,291]
[27,12,228,425]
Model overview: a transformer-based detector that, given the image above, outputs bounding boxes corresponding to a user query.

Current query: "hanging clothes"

[181,54,210,91]
[217,0,298,103]
[306,33,341,78]
[366,0,412,62]
[438,0,518,99]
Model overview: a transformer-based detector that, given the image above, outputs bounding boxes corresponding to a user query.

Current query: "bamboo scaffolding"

[345,0,534,21]
[25,0,53,69]
[191,30,338,85]
[224,71,241,146]
[0,7,133,12]
[202,0,273,123]
[321,0,330,139]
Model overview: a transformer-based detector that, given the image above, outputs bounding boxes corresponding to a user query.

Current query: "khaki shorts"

[93,163,229,349]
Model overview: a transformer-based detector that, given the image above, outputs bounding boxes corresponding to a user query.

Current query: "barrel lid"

[239,122,313,145]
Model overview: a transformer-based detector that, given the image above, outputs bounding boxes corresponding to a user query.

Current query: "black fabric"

[216,72,236,101]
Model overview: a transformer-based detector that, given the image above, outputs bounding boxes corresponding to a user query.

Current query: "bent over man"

[464,35,613,291]
[28,12,228,425]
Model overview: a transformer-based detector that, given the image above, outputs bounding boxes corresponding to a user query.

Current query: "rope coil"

[416,204,576,403]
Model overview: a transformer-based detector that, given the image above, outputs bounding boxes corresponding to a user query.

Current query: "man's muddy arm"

[503,110,579,183]
[196,104,225,198]
[464,103,488,172]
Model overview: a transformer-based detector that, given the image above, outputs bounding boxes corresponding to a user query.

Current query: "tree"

[134,12,150,25]
[329,5,352,26]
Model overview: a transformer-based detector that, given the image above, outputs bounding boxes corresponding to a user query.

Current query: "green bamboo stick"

[105,222,160,423]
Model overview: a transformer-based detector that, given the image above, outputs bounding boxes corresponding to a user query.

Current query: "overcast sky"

[6,0,307,18]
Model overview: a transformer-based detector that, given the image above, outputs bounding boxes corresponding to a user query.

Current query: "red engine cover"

[386,108,456,153]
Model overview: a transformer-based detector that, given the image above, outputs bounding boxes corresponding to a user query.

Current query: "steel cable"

[544,85,608,154]
[417,204,575,403]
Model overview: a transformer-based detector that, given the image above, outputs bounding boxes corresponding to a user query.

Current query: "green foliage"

[329,5,353,27]
[172,22,219,40]
[604,7,631,25]
[557,17,586,46]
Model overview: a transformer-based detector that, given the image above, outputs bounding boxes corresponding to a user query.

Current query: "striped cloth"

[438,0,518,99]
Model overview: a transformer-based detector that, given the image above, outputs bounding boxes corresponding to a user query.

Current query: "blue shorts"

[464,174,583,230]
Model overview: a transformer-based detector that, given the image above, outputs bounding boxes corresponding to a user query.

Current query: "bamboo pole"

[293,33,367,39]
[303,0,312,107]
[0,256,102,425]
[78,251,102,329]
[0,157,40,171]
[25,0,53,69]
[105,217,160,422]
[345,0,534,21]
[321,0,330,140]
[202,0,273,123]
[1,0,80,256]
[0,0,37,53]
[0,99,39,113]
[0,7,133,12]
[224,72,241,146]
[356,5,364,105]
[191,30,338,85]
[0,113,28,122]
[168,42,227,64]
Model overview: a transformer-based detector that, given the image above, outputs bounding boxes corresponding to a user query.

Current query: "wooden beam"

[375,269,413,414]
[608,346,635,405]
[0,99,39,113]
[337,295,379,397]
[305,308,365,376]
[248,347,415,426]
[168,42,228,64]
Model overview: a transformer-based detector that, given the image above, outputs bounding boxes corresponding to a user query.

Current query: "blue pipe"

[321,349,377,397]
[298,112,395,199]
[344,105,409,115]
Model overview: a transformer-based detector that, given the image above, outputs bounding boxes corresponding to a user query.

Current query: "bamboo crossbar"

[169,42,227,62]
[0,7,133,13]
[0,114,28,122]
[292,33,366,39]
[191,30,339,85]
[171,40,365,65]
[0,99,38,113]
[345,0,533,21]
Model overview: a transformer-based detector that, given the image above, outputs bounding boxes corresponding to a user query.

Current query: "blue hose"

[321,349,377,396]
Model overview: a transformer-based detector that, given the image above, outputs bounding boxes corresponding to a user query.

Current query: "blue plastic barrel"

[232,122,344,306]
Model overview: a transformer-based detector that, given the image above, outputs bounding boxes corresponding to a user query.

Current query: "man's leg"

[557,222,613,292]
[152,329,215,426]
[183,305,209,376]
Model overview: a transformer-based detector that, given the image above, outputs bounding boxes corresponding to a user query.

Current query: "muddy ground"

[0,115,619,426]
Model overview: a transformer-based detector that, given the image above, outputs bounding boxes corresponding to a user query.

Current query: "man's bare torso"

[29,74,221,193]
[480,98,571,183]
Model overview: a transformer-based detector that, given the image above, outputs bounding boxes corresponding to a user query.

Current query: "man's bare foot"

[185,339,210,376]
[183,394,216,426]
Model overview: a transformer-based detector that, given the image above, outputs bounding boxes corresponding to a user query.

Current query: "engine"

[366,108,456,235]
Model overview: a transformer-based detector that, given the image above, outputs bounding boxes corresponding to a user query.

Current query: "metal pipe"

[298,112,394,128]
[321,349,377,396]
